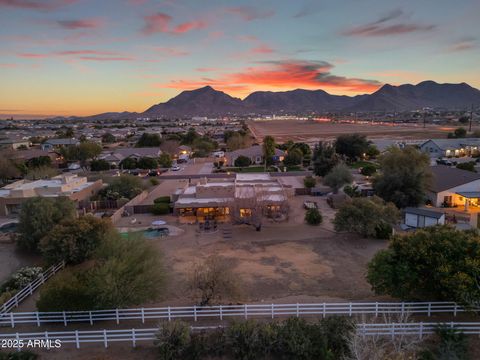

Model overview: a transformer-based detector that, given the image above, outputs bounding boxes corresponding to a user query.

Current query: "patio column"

[464,198,469,212]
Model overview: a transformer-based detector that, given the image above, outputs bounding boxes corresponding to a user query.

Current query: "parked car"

[148,170,160,176]
[171,165,181,171]
[303,201,318,210]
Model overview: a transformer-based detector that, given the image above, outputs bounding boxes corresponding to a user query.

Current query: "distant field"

[248,120,465,143]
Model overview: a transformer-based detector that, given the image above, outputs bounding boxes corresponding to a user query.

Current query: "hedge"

[154,196,171,204]
[152,202,170,215]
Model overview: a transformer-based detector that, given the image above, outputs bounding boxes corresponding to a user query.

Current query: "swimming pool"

[120,227,169,239]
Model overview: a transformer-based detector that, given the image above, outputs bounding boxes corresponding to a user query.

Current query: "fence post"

[271,304,274,319]
[401,302,405,316]
[132,328,136,348]
[296,303,299,318]
[194,305,197,322]
[15,333,20,352]
[40,273,45,284]
[454,303,457,317]
[10,312,14,328]
[375,302,378,317]
[89,311,93,325]
[349,302,352,317]
[63,311,67,326]
[36,312,40,327]
[323,302,326,318]
[141,308,145,324]
[75,330,80,349]
[427,303,431,317]
[116,309,119,324]
[244,304,247,320]
[15,295,19,308]
[220,305,223,321]
[168,306,171,322]
[391,323,395,340]
[44,331,48,346]
[419,322,423,340]
[103,329,108,348]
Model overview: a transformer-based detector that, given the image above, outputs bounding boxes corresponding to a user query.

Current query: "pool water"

[120,228,169,239]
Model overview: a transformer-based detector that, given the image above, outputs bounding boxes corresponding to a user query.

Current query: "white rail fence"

[1,322,480,349]
[0,262,65,315]
[1,302,477,328]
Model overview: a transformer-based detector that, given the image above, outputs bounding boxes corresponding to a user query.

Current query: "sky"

[1,0,479,118]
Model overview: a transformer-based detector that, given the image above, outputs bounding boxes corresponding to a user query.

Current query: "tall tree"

[335,134,370,161]
[262,136,276,166]
[323,163,353,192]
[17,197,76,253]
[136,133,162,147]
[367,226,480,304]
[312,142,339,176]
[373,146,432,208]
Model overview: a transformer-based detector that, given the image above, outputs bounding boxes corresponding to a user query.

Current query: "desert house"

[225,145,285,166]
[172,173,293,224]
[0,174,102,216]
[420,138,480,158]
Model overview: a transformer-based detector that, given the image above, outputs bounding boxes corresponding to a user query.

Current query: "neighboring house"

[0,174,102,216]
[41,138,79,151]
[99,147,162,167]
[403,207,445,229]
[172,173,294,223]
[225,145,285,166]
[419,138,480,158]
[11,149,59,164]
[0,138,30,150]
[426,165,480,208]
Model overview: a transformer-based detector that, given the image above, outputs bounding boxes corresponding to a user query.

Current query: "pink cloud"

[226,6,274,21]
[154,47,189,56]
[55,50,118,56]
[447,38,476,52]
[157,60,382,96]
[142,12,172,34]
[56,18,104,30]
[17,52,49,58]
[78,56,134,61]
[250,44,274,54]
[0,0,77,10]
[172,20,207,34]
[141,12,208,35]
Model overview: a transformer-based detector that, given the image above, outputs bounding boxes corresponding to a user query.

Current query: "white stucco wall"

[430,179,480,207]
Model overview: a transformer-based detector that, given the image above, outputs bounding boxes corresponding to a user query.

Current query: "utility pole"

[469,104,474,133]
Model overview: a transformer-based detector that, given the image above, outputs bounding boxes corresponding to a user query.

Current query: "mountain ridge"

[61,81,480,120]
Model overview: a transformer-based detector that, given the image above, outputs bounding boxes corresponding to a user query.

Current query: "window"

[240,208,252,217]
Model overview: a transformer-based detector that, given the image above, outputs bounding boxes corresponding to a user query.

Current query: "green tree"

[456,161,476,172]
[181,128,199,145]
[17,197,76,253]
[234,155,251,167]
[90,159,110,171]
[303,176,316,189]
[27,156,51,168]
[137,157,158,169]
[99,174,143,200]
[312,142,339,177]
[119,157,137,169]
[323,163,353,192]
[226,132,249,151]
[454,127,467,138]
[360,164,377,176]
[283,148,303,167]
[158,153,173,168]
[101,132,116,143]
[373,146,432,208]
[335,134,370,161]
[0,156,20,183]
[61,141,102,168]
[333,196,399,238]
[40,216,113,265]
[262,136,276,165]
[136,133,162,147]
[367,226,480,303]
[152,202,170,215]
[365,144,380,159]
[89,234,165,308]
[192,137,216,157]
[305,208,322,225]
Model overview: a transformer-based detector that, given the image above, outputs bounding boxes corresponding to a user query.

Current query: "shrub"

[90,159,110,171]
[434,326,469,360]
[154,196,171,204]
[303,176,316,189]
[99,175,143,200]
[456,161,476,172]
[323,163,353,192]
[226,320,276,360]
[16,197,76,253]
[305,208,322,225]
[374,221,393,239]
[137,157,158,169]
[152,202,170,215]
[150,178,159,186]
[40,216,113,265]
[0,266,43,293]
[158,153,173,168]
[234,155,251,167]
[0,351,38,360]
[154,321,191,360]
[360,164,377,176]
[36,270,95,312]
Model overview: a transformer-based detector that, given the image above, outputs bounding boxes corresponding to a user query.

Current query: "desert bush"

[155,321,191,360]
[305,208,322,225]
[152,202,170,215]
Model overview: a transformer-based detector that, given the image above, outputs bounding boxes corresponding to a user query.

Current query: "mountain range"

[79,80,480,120]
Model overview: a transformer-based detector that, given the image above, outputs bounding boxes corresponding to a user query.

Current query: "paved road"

[159,171,312,180]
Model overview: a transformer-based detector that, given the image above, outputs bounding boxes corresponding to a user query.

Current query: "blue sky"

[1,0,479,116]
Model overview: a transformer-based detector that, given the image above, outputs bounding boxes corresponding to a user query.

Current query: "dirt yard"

[248,119,464,143]
[138,195,389,306]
